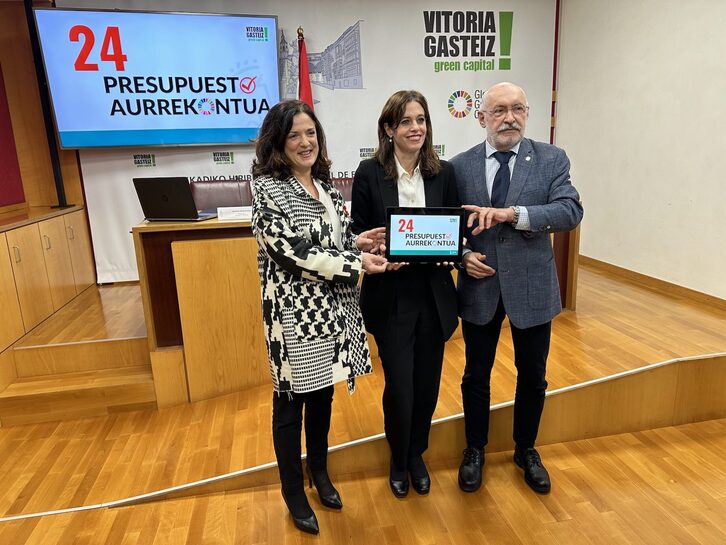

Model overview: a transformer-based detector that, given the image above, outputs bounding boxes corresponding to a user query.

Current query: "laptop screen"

[133,177,200,220]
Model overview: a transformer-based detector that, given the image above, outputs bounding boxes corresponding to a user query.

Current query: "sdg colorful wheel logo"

[197,98,216,115]
[448,90,473,118]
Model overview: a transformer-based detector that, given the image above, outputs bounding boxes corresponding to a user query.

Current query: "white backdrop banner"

[64,0,556,282]
[80,146,253,282]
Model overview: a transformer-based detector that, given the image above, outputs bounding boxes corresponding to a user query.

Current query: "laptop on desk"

[133,177,217,221]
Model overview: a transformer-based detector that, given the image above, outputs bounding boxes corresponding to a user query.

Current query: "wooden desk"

[132,219,267,405]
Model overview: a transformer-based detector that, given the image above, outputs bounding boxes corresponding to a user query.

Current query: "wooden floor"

[14,284,146,347]
[0,263,724,523]
[1,418,726,544]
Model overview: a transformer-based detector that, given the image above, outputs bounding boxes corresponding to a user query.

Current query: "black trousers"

[461,297,551,450]
[272,385,334,495]
[374,276,445,471]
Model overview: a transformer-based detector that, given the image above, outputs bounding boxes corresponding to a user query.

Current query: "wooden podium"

[133,219,268,406]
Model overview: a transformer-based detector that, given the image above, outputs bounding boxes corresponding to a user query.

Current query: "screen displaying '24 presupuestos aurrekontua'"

[386,207,465,263]
[33,9,280,148]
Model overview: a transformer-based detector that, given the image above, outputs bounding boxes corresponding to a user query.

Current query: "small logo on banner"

[448,91,473,118]
[213,151,235,165]
[359,147,375,159]
[197,98,216,115]
[133,153,156,167]
[245,26,269,42]
[433,144,446,157]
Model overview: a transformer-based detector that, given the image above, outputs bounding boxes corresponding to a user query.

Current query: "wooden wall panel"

[0,348,17,397]
[0,203,27,215]
[564,224,580,309]
[0,232,25,352]
[0,1,83,208]
[0,2,55,206]
[506,365,679,452]
[673,356,726,425]
[58,148,84,206]
[554,225,581,310]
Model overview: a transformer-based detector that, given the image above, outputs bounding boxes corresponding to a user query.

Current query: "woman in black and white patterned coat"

[251,100,388,535]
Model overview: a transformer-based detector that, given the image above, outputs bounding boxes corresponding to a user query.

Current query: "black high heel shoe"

[281,489,319,534]
[306,464,343,509]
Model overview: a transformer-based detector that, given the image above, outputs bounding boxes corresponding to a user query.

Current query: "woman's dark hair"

[251,100,332,182]
[373,90,441,180]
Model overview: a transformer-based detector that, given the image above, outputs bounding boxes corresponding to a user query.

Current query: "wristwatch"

[510,206,520,225]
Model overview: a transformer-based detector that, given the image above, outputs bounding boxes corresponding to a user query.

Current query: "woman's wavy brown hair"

[251,100,332,183]
[374,90,441,180]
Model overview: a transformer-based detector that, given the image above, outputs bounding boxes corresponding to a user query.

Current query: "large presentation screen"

[33,9,280,148]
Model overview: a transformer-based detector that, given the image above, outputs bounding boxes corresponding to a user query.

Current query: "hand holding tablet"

[385,207,465,263]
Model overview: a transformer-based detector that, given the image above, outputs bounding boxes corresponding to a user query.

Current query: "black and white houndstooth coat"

[251,175,373,394]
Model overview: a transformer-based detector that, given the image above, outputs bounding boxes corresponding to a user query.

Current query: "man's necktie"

[490,151,514,208]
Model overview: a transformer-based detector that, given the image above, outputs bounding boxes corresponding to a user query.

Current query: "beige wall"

[557,0,726,299]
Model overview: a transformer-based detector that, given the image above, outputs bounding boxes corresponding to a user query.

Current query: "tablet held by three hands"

[384,207,465,263]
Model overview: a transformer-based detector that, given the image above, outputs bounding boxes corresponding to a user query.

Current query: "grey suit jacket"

[450,138,583,329]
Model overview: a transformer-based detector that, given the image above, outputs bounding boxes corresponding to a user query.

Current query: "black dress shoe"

[306,464,343,509]
[458,447,484,493]
[513,447,551,494]
[281,490,319,534]
[408,456,431,495]
[389,460,409,498]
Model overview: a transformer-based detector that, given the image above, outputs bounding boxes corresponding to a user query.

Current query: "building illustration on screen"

[279,21,363,100]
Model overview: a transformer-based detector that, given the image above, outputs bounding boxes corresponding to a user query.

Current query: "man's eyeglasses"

[480,105,529,119]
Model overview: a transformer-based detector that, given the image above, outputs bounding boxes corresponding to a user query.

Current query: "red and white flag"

[297,27,313,110]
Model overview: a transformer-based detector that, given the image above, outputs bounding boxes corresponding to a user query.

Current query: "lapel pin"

[525,156,531,162]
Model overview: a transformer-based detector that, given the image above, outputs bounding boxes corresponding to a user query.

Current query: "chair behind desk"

[190,179,253,209]
[190,178,351,210]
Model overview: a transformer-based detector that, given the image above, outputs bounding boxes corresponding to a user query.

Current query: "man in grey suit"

[451,82,583,494]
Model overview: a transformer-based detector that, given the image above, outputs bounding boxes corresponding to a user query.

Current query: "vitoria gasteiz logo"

[448,90,473,118]
[246,26,269,42]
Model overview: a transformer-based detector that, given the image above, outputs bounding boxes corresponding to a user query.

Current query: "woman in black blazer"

[351,90,459,498]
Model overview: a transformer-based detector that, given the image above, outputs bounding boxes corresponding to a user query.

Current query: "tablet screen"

[385,207,465,262]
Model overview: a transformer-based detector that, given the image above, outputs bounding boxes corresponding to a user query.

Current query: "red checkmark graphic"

[240,76,257,94]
